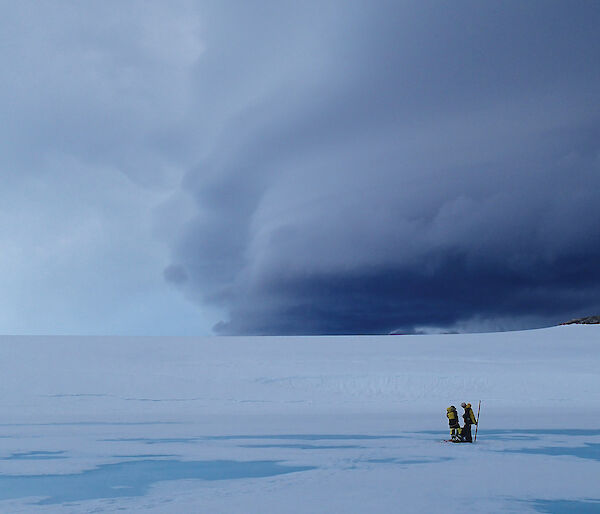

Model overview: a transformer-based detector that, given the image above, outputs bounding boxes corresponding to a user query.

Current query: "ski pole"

[474,400,481,443]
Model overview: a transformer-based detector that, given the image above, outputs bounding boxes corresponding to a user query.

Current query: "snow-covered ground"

[0,325,599,512]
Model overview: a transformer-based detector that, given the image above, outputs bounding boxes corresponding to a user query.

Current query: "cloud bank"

[3,1,597,336]
[164,1,600,334]
[0,1,213,335]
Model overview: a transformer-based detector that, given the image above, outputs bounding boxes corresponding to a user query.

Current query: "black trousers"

[462,424,473,442]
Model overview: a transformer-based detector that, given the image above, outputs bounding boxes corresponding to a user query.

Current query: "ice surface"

[0,325,598,512]
[0,459,314,505]
[529,499,600,513]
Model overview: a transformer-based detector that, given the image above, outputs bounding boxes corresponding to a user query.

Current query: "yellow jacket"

[446,406,459,427]
[463,403,477,425]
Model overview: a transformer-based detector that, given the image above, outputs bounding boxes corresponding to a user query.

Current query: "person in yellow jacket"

[446,406,461,441]
[460,402,477,442]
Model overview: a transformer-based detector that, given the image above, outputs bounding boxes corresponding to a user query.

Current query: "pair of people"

[446,402,477,442]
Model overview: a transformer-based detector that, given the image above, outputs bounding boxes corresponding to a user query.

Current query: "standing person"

[446,406,461,441]
[460,402,477,442]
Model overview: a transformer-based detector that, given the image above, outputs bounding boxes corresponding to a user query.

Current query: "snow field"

[0,325,598,512]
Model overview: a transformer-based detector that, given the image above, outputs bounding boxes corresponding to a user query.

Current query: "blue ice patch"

[0,459,316,505]
[239,443,363,449]
[366,457,453,465]
[3,451,66,461]
[201,434,405,441]
[530,499,600,513]
[508,443,600,462]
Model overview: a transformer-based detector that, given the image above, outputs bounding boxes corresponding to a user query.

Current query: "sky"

[1,0,599,336]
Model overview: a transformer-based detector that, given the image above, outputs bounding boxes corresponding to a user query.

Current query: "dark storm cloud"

[167,1,600,334]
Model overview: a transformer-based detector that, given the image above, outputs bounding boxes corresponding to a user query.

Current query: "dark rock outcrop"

[560,316,600,325]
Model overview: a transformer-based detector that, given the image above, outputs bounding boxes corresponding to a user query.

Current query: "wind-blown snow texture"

[0,325,599,512]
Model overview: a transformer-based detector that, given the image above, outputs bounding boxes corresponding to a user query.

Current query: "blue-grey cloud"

[0,1,214,335]
[164,1,600,334]
[5,1,596,336]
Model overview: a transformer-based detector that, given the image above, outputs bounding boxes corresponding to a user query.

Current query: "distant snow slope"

[1,325,598,425]
[0,325,598,512]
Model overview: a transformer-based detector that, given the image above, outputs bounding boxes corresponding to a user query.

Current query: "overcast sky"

[2,1,599,335]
